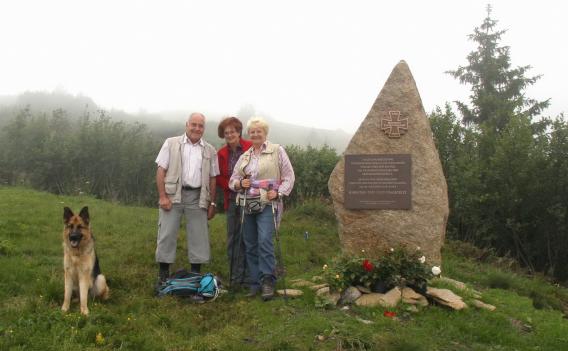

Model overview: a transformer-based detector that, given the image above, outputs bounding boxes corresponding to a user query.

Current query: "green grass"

[1,186,568,350]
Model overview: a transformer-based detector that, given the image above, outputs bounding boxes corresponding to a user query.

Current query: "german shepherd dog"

[61,207,109,315]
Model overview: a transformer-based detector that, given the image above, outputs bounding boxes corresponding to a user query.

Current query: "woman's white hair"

[246,116,269,135]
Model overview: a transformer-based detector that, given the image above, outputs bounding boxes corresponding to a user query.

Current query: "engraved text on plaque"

[344,154,412,209]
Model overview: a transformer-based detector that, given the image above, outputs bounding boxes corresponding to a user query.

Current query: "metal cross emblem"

[381,111,408,138]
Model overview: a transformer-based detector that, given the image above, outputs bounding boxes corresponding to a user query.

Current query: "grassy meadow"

[1,186,568,350]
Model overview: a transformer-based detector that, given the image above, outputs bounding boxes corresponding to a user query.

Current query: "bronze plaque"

[344,154,411,209]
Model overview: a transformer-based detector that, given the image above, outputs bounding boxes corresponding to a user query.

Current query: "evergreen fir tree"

[447,4,549,132]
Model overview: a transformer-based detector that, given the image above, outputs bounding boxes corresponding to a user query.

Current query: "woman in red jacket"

[217,117,253,289]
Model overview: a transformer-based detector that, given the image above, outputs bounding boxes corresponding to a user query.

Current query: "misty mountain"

[0,91,351,151]
[0,95,17,106]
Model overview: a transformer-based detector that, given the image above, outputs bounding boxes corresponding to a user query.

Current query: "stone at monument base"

[426,287,467,310]
[276,289,303,297]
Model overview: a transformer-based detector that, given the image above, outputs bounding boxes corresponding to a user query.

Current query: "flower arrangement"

[322,245,438,293]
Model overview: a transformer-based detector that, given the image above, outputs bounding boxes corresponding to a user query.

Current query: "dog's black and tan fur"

[61,207,109,315]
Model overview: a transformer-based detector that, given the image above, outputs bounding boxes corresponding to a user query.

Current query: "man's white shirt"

[155,134,219,187]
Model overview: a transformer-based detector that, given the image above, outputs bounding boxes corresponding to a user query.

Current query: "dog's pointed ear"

[63,207,74,224]
[79,206,90,225]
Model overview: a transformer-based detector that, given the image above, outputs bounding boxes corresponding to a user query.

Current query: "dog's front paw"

[61,303,70,312]
[80,307,89,316]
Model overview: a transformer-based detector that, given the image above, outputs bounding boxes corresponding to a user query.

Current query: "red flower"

[383,311,397,318]
[362,259,373,272]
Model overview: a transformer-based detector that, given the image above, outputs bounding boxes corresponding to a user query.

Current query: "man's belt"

[182,185,201,191]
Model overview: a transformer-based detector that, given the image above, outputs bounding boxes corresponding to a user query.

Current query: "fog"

[1,0,566,133]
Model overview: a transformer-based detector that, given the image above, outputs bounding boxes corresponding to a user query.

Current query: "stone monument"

[328,60,449,264]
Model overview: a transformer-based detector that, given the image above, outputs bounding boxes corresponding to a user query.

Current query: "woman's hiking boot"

[261,277,275,301]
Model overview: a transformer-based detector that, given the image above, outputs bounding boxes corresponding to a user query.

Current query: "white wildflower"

[431,266,441,276]
[419,256,426,264]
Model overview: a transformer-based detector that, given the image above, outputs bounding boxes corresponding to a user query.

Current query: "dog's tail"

[93,274,110,300]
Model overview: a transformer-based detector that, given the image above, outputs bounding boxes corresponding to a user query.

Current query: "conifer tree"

[435,6,561,276]
[447,5,549,132]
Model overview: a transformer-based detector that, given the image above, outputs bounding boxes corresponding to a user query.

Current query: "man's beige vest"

[163,134,216,208]
[235,142,280,204]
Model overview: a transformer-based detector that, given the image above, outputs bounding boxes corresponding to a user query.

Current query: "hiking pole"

[270,185,287,303]
[230,177,248,291]
[228,200,240,292]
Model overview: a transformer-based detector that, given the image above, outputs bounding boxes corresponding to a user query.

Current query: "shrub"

[322,246,434,293]
[484,271,515,290]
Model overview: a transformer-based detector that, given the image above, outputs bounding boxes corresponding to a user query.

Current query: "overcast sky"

[1,0,566,133]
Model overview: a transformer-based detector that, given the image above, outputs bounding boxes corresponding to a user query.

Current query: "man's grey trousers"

[155,189,210,264]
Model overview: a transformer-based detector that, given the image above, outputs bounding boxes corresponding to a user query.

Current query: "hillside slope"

[1,186,568,350]
[0,92,351,151]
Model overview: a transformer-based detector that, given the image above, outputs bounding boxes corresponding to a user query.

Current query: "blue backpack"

[158,270,220,301]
